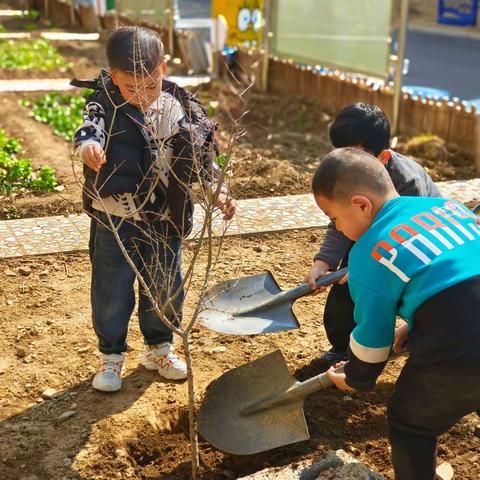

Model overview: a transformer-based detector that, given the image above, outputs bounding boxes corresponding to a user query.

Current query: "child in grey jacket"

[304,103,440,366]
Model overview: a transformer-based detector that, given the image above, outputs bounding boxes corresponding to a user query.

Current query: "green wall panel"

[272,0,393,78]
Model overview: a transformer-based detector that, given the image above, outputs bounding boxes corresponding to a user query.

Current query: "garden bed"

[0,37,107,80]
[0,230,479,480]
[1,82,478,220]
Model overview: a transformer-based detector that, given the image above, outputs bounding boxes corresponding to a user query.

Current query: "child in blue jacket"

[312,147,480,480]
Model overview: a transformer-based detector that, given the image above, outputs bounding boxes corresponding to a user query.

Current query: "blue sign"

[438,1,479,26]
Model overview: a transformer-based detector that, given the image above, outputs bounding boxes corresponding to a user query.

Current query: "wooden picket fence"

[233,49,479,153]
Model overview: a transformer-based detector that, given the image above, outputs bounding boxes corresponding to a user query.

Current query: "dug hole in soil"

[1,230,479,480]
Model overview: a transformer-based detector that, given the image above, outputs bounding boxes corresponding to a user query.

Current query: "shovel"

[198,267,348,335]
[198,349,345,455]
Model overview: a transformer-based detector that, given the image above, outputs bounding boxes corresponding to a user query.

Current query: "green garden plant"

[0,129,58,194]
[21,90,92,141]
[22,9,40,20]
[0,39,69,70]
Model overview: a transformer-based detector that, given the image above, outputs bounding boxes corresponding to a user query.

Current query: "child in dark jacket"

[304,103,441,366]
[73,27,235,392]
[312,148,480,480]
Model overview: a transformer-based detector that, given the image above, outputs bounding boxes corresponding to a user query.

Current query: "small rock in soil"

[6,299,13,306]
[15,347,27,358]
[474,424,480,438]
[436,462,454,480]
[4,268,16,277]
[253,245,263,252]
[212,346,227,354]
[42,387,60,400]
[18,266,32,276]
[115,448,128,458]
[39,270,49,278]
[57,410,77,423]
[309,234,319,243]
[77,346,90,354]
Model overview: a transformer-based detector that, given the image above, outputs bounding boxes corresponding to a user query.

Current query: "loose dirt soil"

[1,230,479,480]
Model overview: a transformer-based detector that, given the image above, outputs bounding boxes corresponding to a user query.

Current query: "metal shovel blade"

[198,268,348,335]
[198,350,309,455]
[198,271,300,335]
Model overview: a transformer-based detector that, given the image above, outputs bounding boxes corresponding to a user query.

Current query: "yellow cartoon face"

[212,0,263,48]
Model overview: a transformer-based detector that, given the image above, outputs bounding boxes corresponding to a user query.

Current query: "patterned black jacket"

[72,70,220,237]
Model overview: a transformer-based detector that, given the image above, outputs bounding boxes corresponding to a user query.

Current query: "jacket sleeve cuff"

[77,139,101,155]
[344,346,387,391]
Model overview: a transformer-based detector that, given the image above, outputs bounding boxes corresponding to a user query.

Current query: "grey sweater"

[314,150,442,267]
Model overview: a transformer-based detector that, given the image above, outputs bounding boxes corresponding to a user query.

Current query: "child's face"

[110,61,167,109]
[314,194,373,241]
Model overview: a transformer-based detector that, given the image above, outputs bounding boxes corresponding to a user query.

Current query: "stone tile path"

[0,32,100,41]
[0,9,25,16]
[1,178,479,259]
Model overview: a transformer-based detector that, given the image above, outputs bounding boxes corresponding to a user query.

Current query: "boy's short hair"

[106,27,164,75]
[329,103,390,157]
[312,148,394,201]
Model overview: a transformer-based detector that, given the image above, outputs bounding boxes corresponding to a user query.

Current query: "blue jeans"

[89,211,183,354]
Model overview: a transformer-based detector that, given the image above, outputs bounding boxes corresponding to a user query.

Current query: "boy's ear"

[350,194,374,217]
[108,68,118,85]
[160,61,167,75]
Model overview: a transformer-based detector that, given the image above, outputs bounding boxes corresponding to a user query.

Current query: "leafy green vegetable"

[215,153,231,173]
[0,129,58,194]
[20,89,92,141]
[22,10,40,20]
[0,39,69,70]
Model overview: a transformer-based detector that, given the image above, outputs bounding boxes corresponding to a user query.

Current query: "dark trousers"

[388,353,480,480]
[89,211,183,354]
[323,254,355,351]
[388,276,480,480]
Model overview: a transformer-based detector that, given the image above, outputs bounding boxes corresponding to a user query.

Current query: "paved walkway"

[1,178,479,259]
[0,32,100,41]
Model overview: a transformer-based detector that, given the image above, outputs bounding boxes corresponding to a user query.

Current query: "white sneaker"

[139,343,187,380]
[92,353,124,392]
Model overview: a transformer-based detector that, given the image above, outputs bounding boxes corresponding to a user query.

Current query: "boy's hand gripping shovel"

[198,267,348,335]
